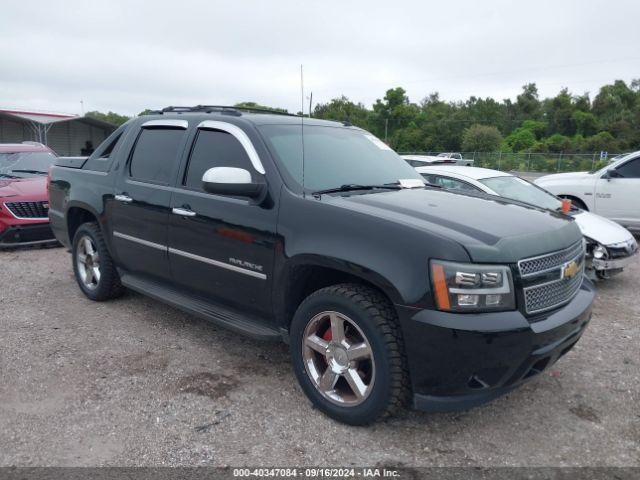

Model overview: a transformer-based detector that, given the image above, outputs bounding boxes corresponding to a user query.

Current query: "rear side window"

[97,133,121,159]
[83,126,126,172]
[183,129,254,190]
[129,129,185,184]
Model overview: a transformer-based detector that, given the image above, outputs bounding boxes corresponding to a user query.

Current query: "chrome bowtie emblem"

[562,260,579,279]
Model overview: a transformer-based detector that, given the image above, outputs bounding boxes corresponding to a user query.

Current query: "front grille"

[5,201,49,219]
[518,241,585,315]
[523,268,584,314]
[518,240,584,277]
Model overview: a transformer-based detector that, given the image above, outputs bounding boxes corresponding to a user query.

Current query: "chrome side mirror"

[202,167,265,198]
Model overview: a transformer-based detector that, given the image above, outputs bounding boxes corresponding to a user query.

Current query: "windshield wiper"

[312,183,403,196]
[0,173,19,179]
[10,169,48,175]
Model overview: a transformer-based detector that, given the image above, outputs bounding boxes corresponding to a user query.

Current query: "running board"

[120,274,282,341]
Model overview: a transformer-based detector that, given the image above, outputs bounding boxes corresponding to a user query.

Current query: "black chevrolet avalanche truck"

[48,106,595,425]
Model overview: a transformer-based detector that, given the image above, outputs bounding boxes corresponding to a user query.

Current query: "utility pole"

[80,100,85,116]
[300,65,304,116]
[384,118,389,142]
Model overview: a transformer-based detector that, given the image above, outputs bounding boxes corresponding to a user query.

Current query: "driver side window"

[183,129,254,191]
[615,157,640,178]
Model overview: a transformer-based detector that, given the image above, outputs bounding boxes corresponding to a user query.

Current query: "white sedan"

[414,165,638,279]
[534,151,640,231]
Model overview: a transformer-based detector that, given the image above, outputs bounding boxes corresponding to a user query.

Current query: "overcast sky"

[1,0,639,117]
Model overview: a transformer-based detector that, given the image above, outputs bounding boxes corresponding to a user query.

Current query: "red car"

[0,142,58,248]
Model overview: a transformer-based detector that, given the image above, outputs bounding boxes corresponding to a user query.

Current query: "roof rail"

[147,105,298,117]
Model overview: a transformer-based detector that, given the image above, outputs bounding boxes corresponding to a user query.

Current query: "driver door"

[167,124,277,319]
[594,156,640,229]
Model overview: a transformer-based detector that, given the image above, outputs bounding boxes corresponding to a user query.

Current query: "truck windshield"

[258,125,423,192]
[480,176,561,211]
[0,152,56,178]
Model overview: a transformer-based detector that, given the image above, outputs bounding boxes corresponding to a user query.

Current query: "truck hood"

[572,211,635,246]
[326,188,582,263]
[535,171,593,185]
[0,177,47,199]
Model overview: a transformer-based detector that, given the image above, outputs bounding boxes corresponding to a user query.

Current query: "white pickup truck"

[535,151,640,232]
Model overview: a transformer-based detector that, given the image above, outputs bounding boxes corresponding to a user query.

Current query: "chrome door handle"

[172,207,196,217]
[114,194,133,203]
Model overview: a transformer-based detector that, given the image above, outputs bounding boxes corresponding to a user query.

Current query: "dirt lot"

[0,246,638,467]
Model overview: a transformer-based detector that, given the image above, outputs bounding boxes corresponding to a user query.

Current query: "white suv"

[535,151,640,231]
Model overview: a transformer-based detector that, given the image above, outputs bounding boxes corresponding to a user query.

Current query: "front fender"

[274,189,471,316]
[282,253,405,304]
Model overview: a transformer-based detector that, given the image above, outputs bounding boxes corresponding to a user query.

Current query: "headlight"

[593,245,607,259]
[430,260,516,312]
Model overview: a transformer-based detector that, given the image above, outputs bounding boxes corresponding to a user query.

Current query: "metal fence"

[398,152,622,173]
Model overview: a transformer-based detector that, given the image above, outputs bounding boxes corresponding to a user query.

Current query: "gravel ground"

[0,245,638,467]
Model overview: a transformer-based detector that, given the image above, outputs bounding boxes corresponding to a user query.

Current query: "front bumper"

[591,250,637,271]
[396,278,595,412]
[0,223,58,248]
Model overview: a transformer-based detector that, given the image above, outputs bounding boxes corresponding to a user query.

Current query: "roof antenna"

[300,64,306,199]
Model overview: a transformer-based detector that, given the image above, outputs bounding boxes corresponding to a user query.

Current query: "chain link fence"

[399,152,622,173]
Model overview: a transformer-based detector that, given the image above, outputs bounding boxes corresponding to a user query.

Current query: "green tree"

[85,111,130,126]
[545,133,572,152]
[572,111,599,137]
[543,88,577,136]
[515,83,542,121]
[504,128,536,152]
[593,80,637,125]
[371,87,419,144]
[582,131,617,152]
[461,124,503,152]
[521,120,547,139]
[313,96,371,129]
[234,102,288,113]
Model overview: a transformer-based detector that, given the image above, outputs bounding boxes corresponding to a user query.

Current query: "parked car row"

[45,106,595,425]
[408,164,638,280]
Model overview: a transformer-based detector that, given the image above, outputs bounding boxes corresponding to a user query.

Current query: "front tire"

[290,284,409,425]
[72,222,124,301]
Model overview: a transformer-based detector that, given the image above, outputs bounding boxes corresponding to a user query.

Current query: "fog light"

[593,245,607,259]
[457,294,479,306]
[485,294,502,306]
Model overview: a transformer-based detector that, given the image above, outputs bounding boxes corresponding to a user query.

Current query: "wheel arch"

[275,255,404,331]
[65,202,102,244]
[559,194,589,211]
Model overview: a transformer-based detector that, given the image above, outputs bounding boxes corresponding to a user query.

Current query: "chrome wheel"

[76,235,101,290]
[302,311,375,406]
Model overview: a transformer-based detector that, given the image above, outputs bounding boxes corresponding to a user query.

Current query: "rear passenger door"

[110,120,188,282]
[167,122,277,318]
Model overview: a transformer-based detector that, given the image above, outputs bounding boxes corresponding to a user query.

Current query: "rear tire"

[290,284,410,425]
[72,222,124,301]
